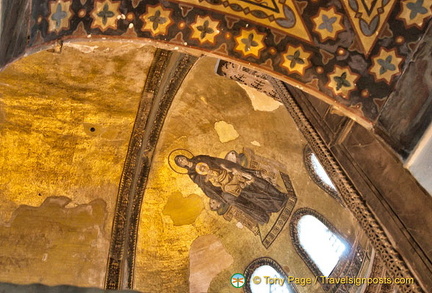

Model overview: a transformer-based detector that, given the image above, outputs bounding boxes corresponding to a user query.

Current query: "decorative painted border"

[261,172,297,249]
[105,49,198,289]
[17,0,432,125]
[105,49,173,290]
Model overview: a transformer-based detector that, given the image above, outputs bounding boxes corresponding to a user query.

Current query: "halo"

[168,149,194,174]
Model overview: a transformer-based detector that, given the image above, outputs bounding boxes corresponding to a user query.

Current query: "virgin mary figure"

[174,153,287,224]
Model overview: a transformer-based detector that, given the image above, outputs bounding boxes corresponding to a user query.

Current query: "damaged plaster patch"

[189,235,233,293]
[64,43,99,53]
[214,121,239,143]
[0,196,109,287]
[238,83,282,112]
[163,192,204,226]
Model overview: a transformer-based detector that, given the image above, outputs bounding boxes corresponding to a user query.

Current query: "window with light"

[297,214,348,277]
[244,258,297,293]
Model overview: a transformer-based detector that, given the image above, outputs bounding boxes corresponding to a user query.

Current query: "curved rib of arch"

[105,49,198,289]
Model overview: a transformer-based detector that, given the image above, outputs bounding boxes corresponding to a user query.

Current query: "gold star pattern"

[326,66,360,99]
[370,48,403,84]
[311,7,344,42]
[234,28,266,58]
[48,0,73,33]
[190,16,221,45]
[140,4,173,37]
[91,0,121,32]
[397,0,432,29]
[281,45,312,76]
[177,0,311,42]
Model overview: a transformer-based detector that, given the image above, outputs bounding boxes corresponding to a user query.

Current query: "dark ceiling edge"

[374,21,432,160]
[0,0,30,69]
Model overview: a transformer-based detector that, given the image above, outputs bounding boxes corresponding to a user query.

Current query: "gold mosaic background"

[0,42,370,292]
[0,42,155,287]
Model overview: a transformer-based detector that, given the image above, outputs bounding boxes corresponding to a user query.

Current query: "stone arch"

[5,0,429,127]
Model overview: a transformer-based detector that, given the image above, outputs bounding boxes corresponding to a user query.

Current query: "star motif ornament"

[397,0,432,29]
[370,48,402,84]
[140,4,173,37]
[190,16,221,45]
[91,0,121,32]
[327,66,360,99]
[311,7,344,42]
[48,0,73,33]
[234,28,266,58]
[281,45,312,76]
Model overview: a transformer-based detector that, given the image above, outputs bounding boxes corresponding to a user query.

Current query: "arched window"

[297,214,347,276]
[244,257,297,293]
[303,146,343,205]
[290,208,350,279]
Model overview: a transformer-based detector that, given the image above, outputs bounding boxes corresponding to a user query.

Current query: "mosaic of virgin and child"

[169,149,288,226]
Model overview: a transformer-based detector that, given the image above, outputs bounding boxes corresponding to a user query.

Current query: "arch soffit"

[2,0,431,127]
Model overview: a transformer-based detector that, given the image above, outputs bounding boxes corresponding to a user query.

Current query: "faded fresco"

[0,41,373,292]
[133,57,364,293]
[170,148,296,244]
